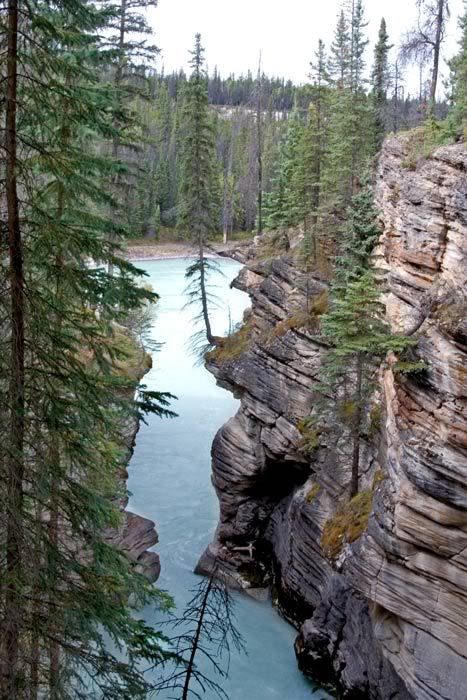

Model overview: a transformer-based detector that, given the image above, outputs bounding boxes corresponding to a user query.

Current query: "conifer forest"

[0,0,466,699]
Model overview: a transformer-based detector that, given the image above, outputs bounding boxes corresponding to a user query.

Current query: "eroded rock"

[198,138,467,697]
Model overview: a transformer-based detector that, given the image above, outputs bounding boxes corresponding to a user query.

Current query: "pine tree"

[106,0,159,266]
[178,34,220,350]
[328,9,351,89]
[371,18,392,153]
[323,1,372,226]
[318,183,417,497]
[448,4,467,136]
[0,2,175,696]
[298,40,329,266]
[400,0,450,105]
[263,109,303,231]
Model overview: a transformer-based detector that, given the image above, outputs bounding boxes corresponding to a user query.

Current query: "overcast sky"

[147,0,464,95]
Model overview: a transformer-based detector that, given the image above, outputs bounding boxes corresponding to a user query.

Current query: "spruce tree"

[0,2,175,696]
[178,34,220,349]
[318,182,417,498]
[323,1,372,226]
[371,18,392,153]
[448,5,467,136]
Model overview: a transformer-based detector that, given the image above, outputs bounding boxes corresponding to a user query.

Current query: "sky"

[147,0,465,95]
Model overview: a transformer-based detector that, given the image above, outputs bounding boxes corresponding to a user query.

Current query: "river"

[127,257,330,699]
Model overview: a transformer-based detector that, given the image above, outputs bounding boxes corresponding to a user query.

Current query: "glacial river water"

[127,257,330,699]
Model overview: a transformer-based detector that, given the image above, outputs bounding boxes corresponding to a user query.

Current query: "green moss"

[338,399,358,426]
[321,490,373,559]
[108,326,151,382]
[392,360,427,375]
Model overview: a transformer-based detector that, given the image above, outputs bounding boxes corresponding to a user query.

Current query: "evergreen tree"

[323,0,372,230]
[371,18,392,153]
[448,4,467,136]
[178,34,220,349]
[263,109,303,231]
[106,0,159,264]
[318,183,416,497]
[328,9,351,89]
[0,2,175,696]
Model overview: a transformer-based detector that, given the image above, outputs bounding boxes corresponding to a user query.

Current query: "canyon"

[197,136,467,699]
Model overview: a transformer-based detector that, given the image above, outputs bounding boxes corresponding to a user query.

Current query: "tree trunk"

[430,0,445,104]
[350,353,363,498]
[2,1,25,696]
[108,0,127,276]
[256,56,263,235]
[181,576,214,700]
[198,240,216,346]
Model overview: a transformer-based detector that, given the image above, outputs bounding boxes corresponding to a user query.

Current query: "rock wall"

[103,349,161,583]
[197,137,466,698]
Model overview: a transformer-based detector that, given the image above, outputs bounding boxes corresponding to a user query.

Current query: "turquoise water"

[127,257,328,699]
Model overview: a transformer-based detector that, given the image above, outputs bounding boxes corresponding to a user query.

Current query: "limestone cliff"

[103,343,161,583]
[197,137,466,698]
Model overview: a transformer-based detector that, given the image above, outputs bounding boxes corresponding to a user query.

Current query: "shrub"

[207,319,252,363]
[297,416,321,455]
[305,482,321,504]
[321,490,373,559]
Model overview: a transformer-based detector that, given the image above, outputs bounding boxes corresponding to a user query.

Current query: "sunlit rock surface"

[198,137,466,698]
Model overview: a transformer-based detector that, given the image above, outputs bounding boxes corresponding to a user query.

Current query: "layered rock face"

[346,137,467,699]
[103,351,160,583]
[197,137,466,698]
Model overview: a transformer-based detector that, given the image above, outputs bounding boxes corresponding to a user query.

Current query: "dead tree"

[163,569,245,700]
[399,0,450,104]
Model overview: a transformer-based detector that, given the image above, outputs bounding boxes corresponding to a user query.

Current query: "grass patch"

[268,291,329,342]
[256,230,290,259]
[297,416,321,456]
[306,482,321,504]
[321,490,373,559]
[400,120,451,170]
[207,319,252,363]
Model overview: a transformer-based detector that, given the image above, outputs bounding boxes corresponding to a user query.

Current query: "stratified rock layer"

[103,351,160,583]
[197,137,466,698]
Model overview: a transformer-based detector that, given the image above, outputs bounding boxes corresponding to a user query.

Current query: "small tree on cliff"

[178,34,220,350]
[318,184,416,497]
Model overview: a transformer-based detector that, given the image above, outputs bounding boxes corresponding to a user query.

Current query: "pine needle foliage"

[0,1,176,697]
[178,34,221,351]
[317,183,418,498]
[447,4,467,137]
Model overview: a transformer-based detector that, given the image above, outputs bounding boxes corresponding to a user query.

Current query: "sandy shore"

[125,239,251,261]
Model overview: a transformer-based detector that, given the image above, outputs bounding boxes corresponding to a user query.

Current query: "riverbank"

[125,238,252,262]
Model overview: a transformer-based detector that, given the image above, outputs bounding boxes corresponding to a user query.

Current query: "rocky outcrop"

[103,349,160,583]
[345,136,467,700]
[197,137,466,698]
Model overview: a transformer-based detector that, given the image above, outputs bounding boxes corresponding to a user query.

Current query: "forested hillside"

[0,0,465,697]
